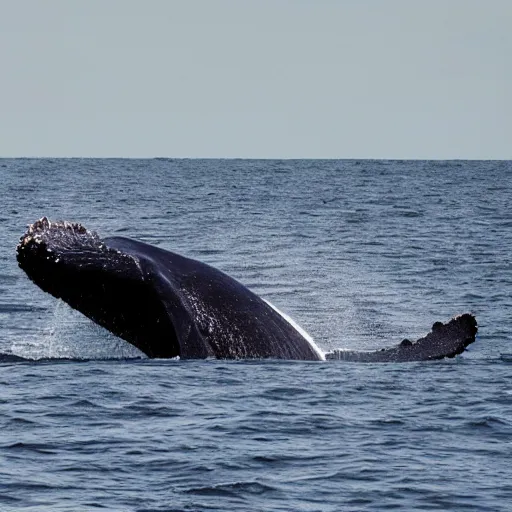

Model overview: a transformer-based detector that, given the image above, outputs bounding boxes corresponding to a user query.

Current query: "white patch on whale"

[263,300,326,361]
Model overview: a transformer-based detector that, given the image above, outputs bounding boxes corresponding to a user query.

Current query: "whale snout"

[16,217,111,301]
[17,217,59,276]
[17,217,105,272]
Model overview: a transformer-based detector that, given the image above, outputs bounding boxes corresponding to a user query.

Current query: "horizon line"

[1,156,510,161]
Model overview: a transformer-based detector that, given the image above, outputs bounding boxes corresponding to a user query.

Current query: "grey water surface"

[0,159,511,511]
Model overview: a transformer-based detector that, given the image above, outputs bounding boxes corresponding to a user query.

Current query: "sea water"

[0,159,511,511]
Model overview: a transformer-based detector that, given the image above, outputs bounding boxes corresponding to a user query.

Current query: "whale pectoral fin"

[325,314,478,362]
[411,313,478,360]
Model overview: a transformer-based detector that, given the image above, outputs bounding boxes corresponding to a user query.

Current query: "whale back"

[104,236,322,360]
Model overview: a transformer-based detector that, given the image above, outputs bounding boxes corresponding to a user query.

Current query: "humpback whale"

[16,218,477,362]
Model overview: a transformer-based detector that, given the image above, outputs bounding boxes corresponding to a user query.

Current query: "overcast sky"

[0,0,510,158]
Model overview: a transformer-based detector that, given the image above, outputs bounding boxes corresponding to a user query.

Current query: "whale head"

[16,218,179,358]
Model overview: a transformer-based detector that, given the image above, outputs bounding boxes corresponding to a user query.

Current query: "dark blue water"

[1,159,511,511]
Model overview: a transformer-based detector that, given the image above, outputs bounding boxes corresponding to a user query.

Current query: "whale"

[16,218,477,362]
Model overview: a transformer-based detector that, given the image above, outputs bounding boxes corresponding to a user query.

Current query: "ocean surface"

[0,159,511,511]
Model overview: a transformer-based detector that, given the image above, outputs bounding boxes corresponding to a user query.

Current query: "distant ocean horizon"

[1,158,511,511]
[3,156,511,161]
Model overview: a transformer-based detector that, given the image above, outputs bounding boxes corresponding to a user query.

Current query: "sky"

[0,0,510,159]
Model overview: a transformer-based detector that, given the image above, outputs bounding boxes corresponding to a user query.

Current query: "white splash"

[10,300,146,360]
[263,299,326,361]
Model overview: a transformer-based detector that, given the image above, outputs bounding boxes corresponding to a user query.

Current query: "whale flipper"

[325,314,477,362]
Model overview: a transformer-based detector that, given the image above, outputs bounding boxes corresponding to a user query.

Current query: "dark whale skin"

[16,218,477,361]
[325,314,477,362]
[16,218,322,360]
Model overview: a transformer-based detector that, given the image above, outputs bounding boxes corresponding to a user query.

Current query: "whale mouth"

[17,218,180,358]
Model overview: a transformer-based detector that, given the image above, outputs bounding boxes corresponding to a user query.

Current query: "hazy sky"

[0,0,510,158]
